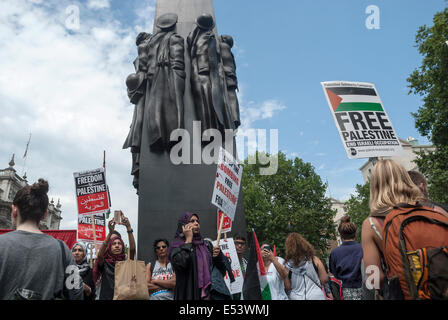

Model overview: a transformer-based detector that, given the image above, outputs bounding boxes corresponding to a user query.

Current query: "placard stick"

[89,243,95,268]
[91,214,97,261]
[216,213,225,244]
[224,232,227,240]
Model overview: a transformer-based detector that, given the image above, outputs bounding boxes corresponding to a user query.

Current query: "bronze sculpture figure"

[123,13,186,191]
[219,34,240,128]
[187,14,236,135]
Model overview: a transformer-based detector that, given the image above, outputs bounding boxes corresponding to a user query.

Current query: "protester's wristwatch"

[127,229,133,233]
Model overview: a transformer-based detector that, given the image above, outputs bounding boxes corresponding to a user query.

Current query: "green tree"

[407,8,448,204]
[242,151,336,259]
[343,181,370,243]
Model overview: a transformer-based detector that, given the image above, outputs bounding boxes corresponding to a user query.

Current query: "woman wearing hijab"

[72,242,95,300]
[93,213,135,300]
[168,212,234,300]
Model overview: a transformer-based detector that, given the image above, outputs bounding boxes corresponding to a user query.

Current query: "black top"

[98,262,115,300]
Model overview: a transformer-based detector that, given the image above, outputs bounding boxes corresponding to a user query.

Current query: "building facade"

[327,198,347,252]
[0,155,62,229]
[359,137,434,182]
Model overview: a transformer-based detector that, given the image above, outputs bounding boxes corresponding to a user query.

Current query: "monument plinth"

[123,0,247,263]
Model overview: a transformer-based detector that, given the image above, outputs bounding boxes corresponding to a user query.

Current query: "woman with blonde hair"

[284,233,328,300]
[361,159,425,297]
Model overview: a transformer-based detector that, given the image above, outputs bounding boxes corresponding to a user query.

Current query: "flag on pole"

[23,133,32,159]
[242,230,272,300]
[273,245,277,257]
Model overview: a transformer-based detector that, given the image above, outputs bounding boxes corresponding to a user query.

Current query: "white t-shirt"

[150,260,174,300]
[265,256,288,300]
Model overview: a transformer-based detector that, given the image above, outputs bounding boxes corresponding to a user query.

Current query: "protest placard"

[321,81,402,159]
[211,147,243,221]
[78,213,106,243]
[212,238,244,295]
[217,210,232,234]
[74,168,110,216]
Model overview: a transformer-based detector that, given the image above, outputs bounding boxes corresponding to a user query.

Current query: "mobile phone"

[114,210,121,224]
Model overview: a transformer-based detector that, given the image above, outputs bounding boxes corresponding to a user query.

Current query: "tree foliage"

[343,182,370,243]
[242,151,336,259]
[407,8,448,204]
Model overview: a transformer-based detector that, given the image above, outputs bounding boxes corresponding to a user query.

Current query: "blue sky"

[0,0,445,240]
[212,0,445,198]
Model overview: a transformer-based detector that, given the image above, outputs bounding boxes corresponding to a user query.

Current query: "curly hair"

[285,233,315,267]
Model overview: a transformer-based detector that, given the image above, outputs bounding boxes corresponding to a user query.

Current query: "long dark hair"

[13,178,49,224]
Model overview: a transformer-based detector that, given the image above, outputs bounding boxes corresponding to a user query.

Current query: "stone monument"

[123,0,247,263]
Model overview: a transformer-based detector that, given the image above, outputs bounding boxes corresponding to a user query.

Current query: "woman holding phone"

[93,211,135,300]
[260,243,289,300]
[168,212,233,300]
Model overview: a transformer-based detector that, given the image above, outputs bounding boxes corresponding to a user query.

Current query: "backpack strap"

[369,217,383,241]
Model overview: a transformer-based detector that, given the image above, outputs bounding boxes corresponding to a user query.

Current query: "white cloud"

[0,0,156,247]
[87,0,110,10]
[239,99,286,130]
[134,0,156,34]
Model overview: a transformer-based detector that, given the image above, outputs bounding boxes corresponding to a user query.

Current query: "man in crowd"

[408,170,448,215]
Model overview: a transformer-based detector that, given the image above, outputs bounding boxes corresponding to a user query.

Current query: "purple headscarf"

[168,212,211,298]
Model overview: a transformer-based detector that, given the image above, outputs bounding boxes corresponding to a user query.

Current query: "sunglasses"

[156,245,167,250]
[234,241,246,246]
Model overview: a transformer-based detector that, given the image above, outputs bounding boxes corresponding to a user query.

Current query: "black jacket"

[170,240,234,300]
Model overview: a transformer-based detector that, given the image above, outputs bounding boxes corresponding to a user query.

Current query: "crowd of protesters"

[0,159,447,300]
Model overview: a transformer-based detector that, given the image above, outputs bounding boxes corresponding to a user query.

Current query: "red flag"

[273,245,277,257]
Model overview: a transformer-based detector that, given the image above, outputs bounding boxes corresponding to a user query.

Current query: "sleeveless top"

[286,260,325,300]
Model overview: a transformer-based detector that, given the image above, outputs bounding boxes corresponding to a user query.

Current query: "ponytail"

[13,178,49,224]
[338,216,357,240]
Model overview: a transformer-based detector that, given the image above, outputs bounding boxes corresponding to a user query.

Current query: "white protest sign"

[321,81,402,159]
[211,147,243,221]
[212,238,244,295]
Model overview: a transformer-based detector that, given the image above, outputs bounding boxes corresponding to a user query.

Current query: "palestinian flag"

[242,230,272,300]
[324,85,383,113]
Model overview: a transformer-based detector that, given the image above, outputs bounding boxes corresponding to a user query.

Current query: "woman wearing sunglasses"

[146,238,176,300]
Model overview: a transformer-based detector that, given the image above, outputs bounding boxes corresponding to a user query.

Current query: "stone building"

[0,155,62,229]
[359,137,434,182]
[327,198,347,252]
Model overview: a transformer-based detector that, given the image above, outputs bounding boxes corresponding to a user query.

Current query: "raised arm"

[121,214,135,260]
[264,250,289,280]
[96,219,115,267]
